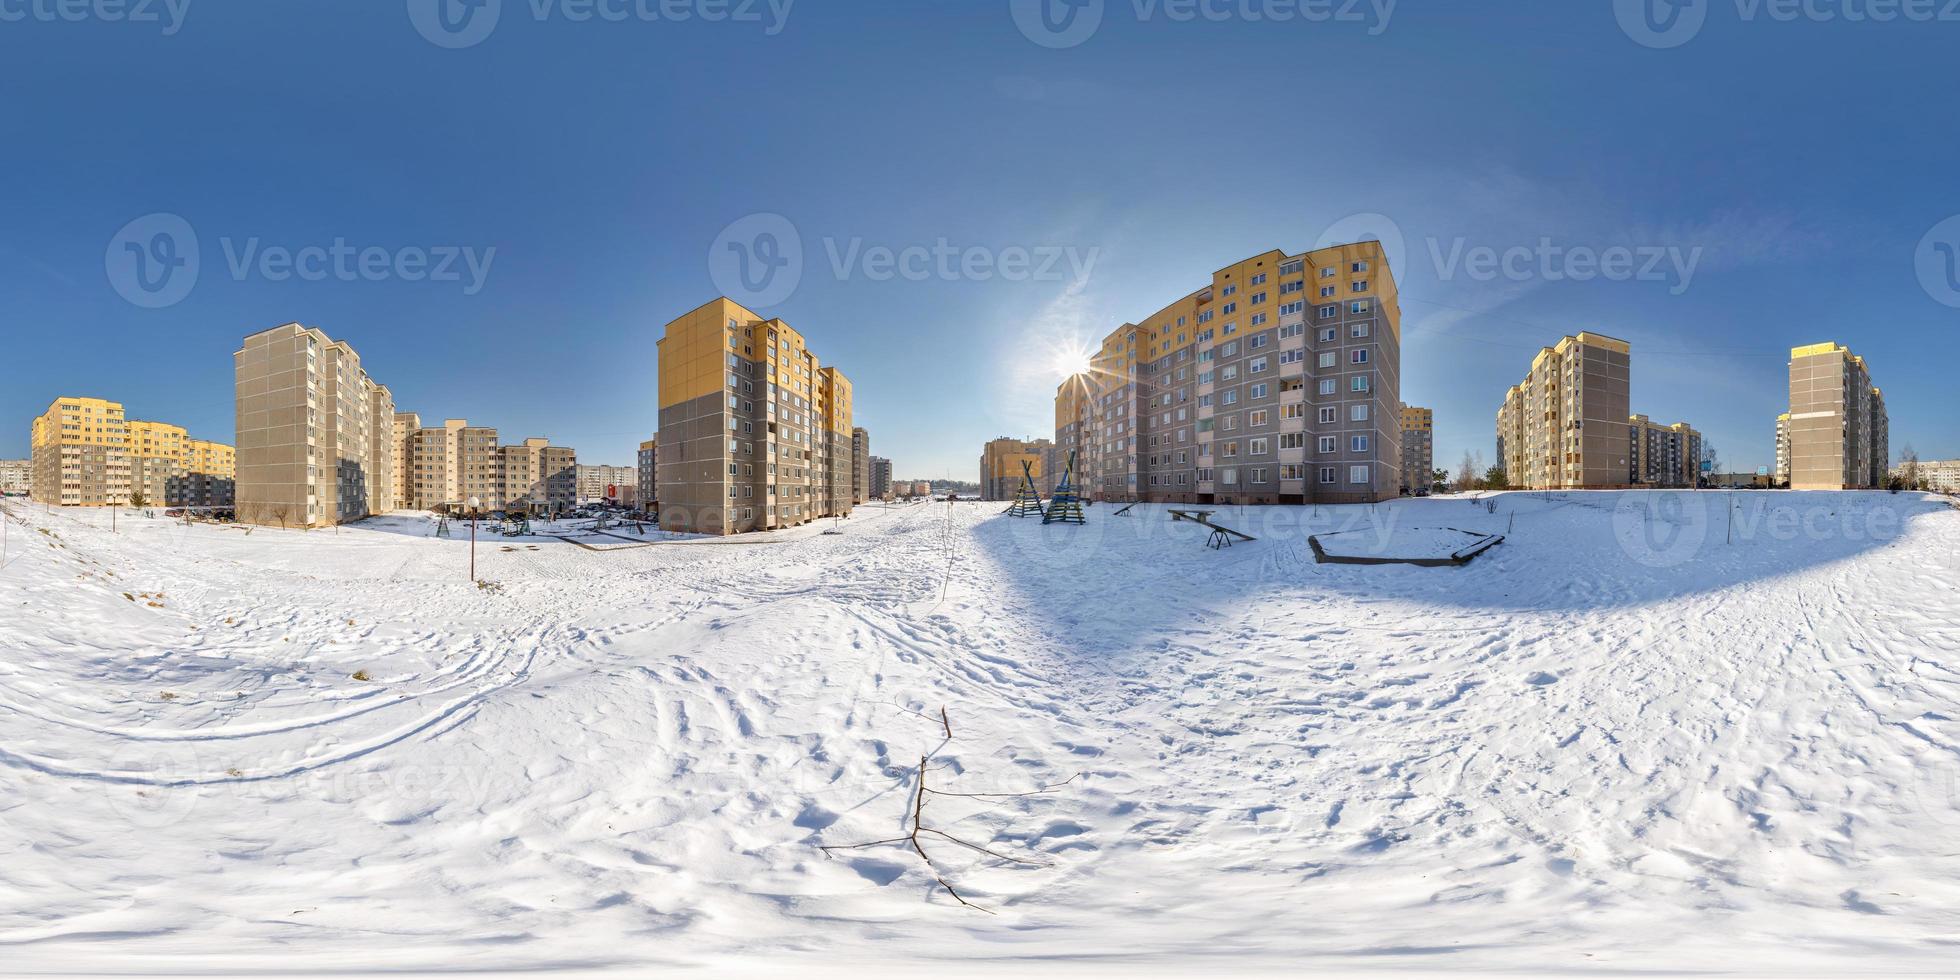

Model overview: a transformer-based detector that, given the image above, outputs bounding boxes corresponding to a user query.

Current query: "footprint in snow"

[1527,671,1559,686]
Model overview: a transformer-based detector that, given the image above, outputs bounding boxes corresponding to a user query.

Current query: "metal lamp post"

[468,496,480,582]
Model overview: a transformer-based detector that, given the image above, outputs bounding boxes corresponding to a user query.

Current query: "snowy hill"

[1,492,1957,975]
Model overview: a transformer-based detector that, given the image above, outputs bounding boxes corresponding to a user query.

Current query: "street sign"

[607,485,618,499]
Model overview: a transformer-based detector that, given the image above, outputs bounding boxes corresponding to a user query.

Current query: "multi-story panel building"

[1775,413,1791,486]
[394,416,574,514]
[0,459,30,496]
[1628,414,1702,487]
[30,397,131,507]
[30,401,232,509]
[1495,333,1633,490]
[1400,405,1433,492]
[656,297,855,535]
[129,421,237,508]
[851,427,870,504]
[638,438,658,510]
[1056,242,1403,505]
[817,366,855,519]
[869,456,892,499]
[388,411,420,512]
[980,436,1053,500]
[577,464,637,504]
[1904,459,1960,493]
[1787,342,1888,490]
[236,324,390,527]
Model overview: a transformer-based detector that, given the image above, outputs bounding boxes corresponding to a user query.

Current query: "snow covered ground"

[2,491,1958,976]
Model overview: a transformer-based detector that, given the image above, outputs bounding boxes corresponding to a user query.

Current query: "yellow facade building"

[980,437,1053,500]
[657,297,855,534]
[1055,241,1404,505]
[30,397,233,508]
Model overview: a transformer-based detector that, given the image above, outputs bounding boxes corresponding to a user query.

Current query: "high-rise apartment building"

[656,297,855,535]
[1399,405,1433,492]
[235,324,394,528]
[1787,342,1888,490]
[851,427,870,504]
[0,459,30,496]
[638,438,658,510]
[397,416,575,514]
[980,436,1052,500]
[30,397,233,508]
[1628,414,1702,487]
[1055,242,1403,505]
[1496,333,1633,489]
[30,397,130,507]
[869,456,892,499]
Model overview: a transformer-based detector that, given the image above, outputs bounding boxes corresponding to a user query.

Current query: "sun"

[1053,345,1094,379]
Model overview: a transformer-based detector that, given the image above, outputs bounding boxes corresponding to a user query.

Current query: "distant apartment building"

[1496,333,1633,489]
[1775,413,1791,485]
[851,427,870,504]
[129,420,237,507]
[1056,242,1402,505]
[577,464,637,504]
[910,481,933,497]
[638,438,658,509]
[1903,459,1960,493]
[397,417,575,514]
[980,436,1052,500]
[0,458,29,495]
[1628,414,1702,487]
[1786,342,1888,490]
[869,456,892,499]
[1399,405,1433,492]
[656,297,855,535]
[30,396,233,508]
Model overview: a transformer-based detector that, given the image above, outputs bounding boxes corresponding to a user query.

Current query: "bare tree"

[1455,451,1479,491]
[1700,441,1721,485]
[1899,443,1923,491]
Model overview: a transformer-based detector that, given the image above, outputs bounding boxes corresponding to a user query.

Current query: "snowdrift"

[1,491,1957,975]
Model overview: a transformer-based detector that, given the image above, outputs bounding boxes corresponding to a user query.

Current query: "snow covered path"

[1,492,1958,975]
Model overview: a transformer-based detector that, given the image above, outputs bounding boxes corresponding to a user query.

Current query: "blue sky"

[3,0,1957,478]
